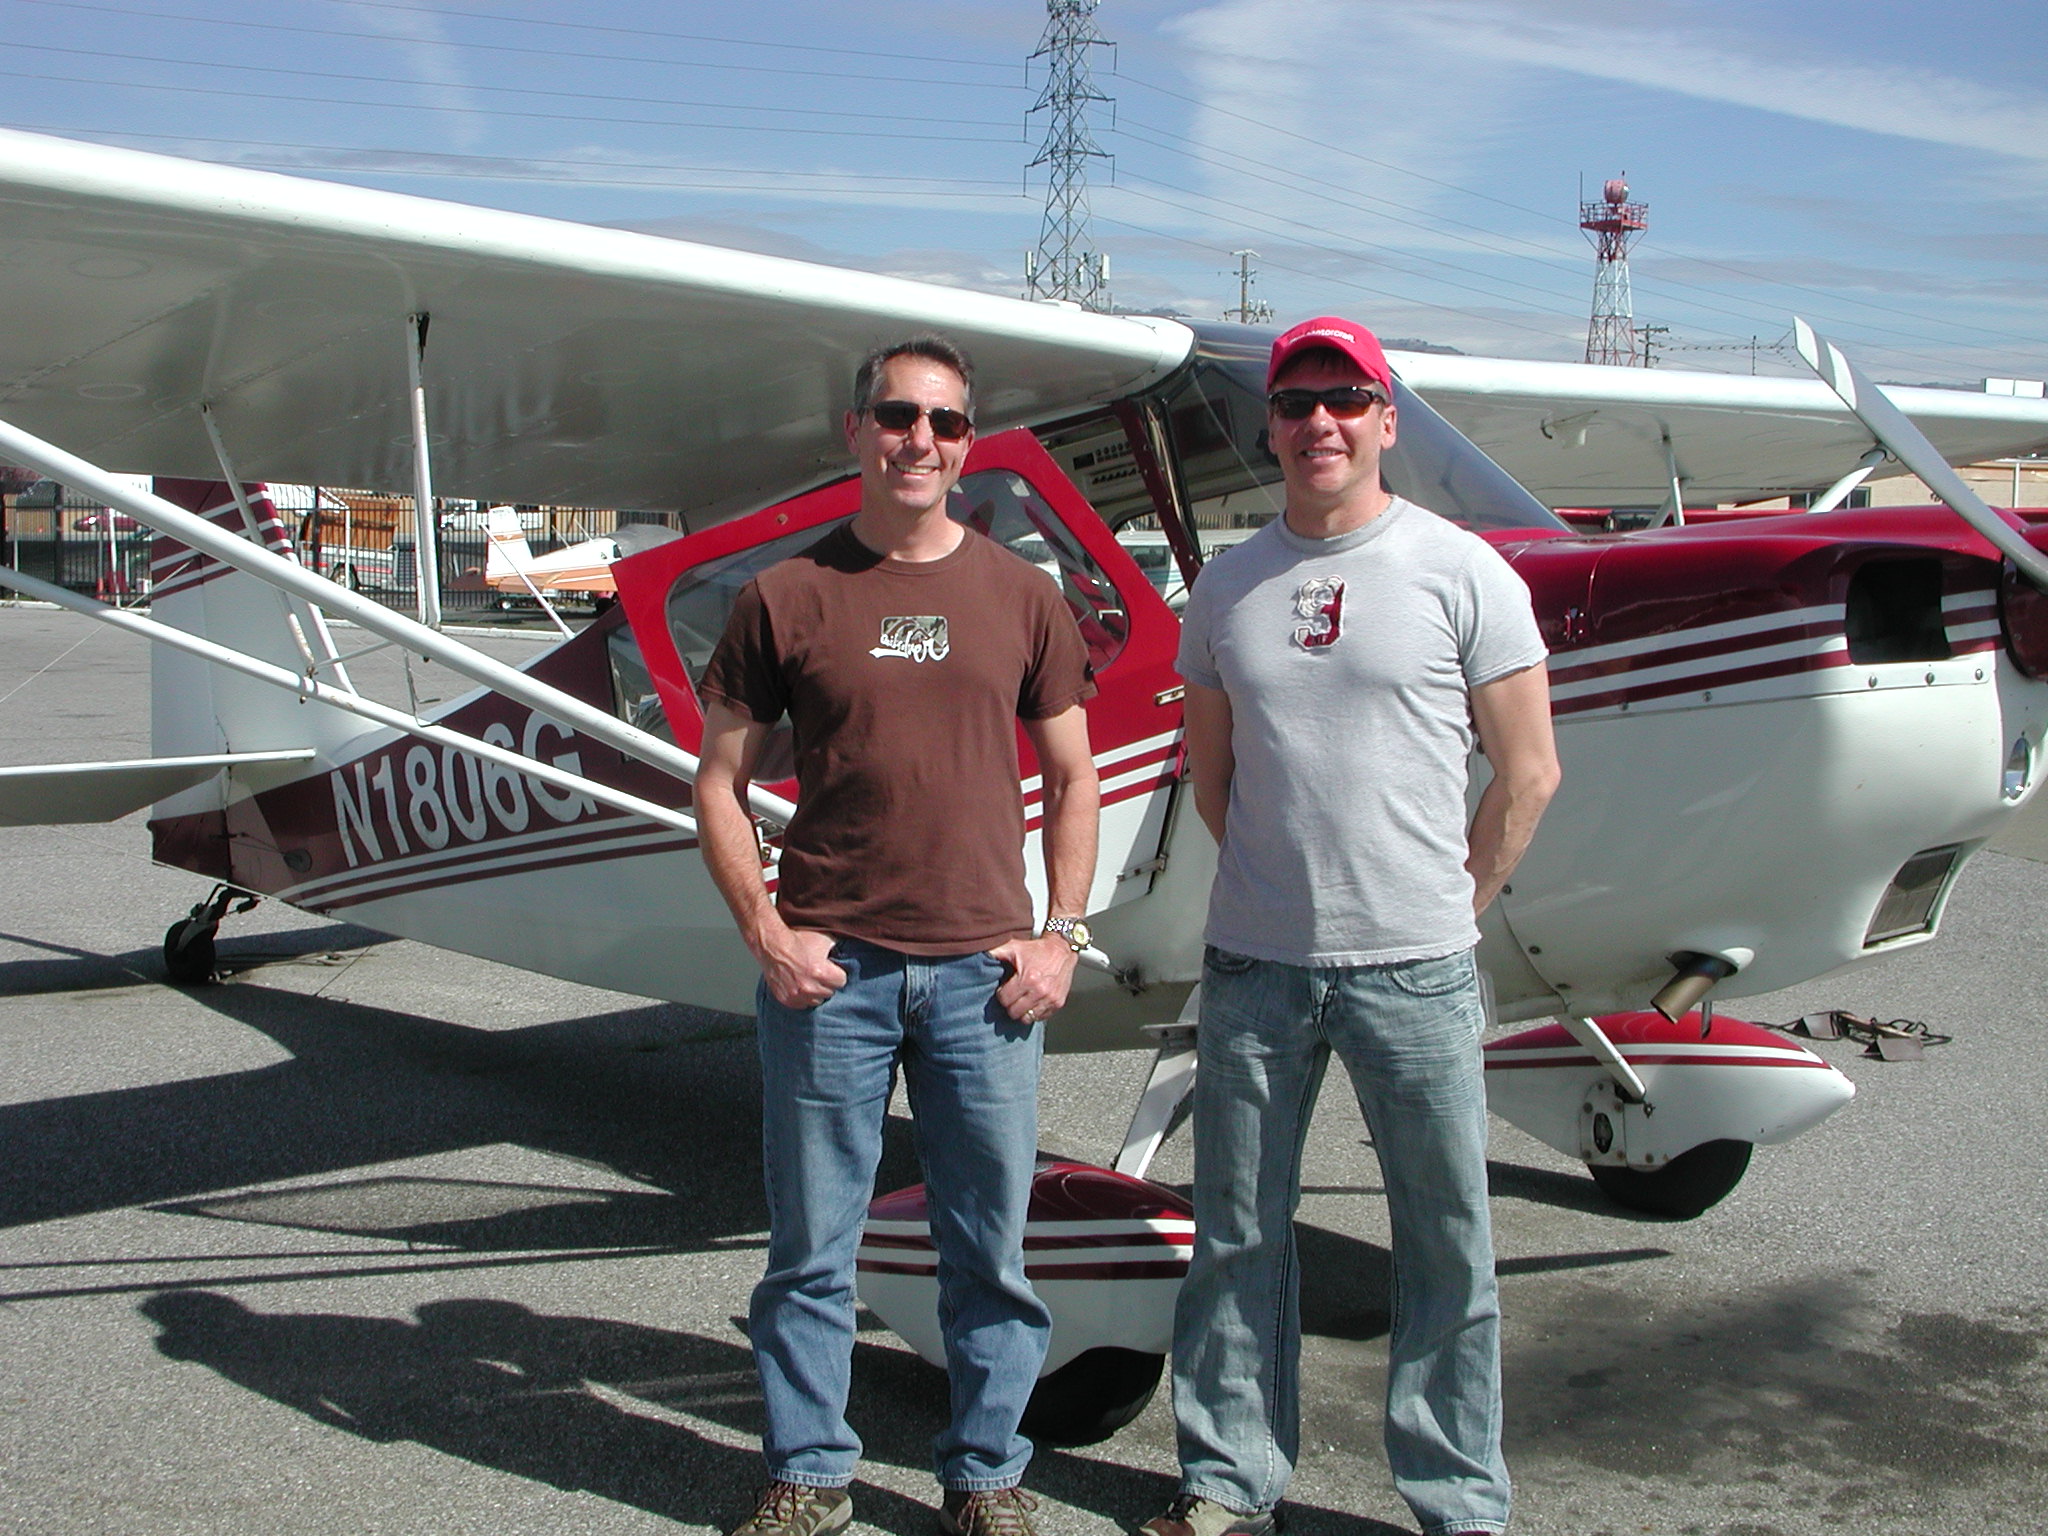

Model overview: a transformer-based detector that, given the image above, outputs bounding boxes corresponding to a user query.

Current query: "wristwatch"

[1042,915,1092,953]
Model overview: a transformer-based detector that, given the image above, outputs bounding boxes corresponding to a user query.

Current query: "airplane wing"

[0,750,315,825]
[0,129,1190,522]
[0,127,2041,521]
[1392,350,2048,508]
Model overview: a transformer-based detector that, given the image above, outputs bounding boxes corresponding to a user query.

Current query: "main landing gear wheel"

[1588,1138,1754,1219]
[161,886,259,986]
[1019,1347,1165,1447]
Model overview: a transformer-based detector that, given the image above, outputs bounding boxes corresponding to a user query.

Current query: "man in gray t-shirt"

[1143,317,1559,1536]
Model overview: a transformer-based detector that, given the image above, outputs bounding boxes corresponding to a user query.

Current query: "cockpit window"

[1144,327,1568,536]
[950,469,1129,670]
[663,468,1130,777]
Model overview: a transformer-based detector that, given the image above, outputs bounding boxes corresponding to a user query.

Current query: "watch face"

[1045,917,1091,950]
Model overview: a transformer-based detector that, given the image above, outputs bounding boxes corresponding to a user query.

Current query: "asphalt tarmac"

[2,603,2044,1536]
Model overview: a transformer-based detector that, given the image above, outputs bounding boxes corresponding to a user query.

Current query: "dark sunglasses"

[1267,386,1388,420]
[867,399,974,441]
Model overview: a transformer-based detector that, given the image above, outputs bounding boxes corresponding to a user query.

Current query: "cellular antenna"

[1025,0,1115,312]
[1580,176,1648,366]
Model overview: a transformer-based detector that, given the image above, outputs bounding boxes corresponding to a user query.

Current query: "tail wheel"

[1019,1347,1164,1447]
[1589,1138,1754,1219]
[161,918,218,986]
[160,886,258,987]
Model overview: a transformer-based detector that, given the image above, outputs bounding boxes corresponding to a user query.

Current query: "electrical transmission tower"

[1024,0,1114,312]
[1580,176,1648,366]
[1224,250,1272,324]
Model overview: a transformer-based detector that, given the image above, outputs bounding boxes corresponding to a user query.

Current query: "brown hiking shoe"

[940,1485,1042,1536]
[730,1481,854,1536]
[1137,1493,1276,1536]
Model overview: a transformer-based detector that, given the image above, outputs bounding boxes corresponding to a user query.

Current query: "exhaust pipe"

[1651,949,1743,1023]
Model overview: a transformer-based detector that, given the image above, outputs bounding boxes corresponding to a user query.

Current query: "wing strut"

[405,312,445,631]
[0,562,702,839]
[0,408,796,828]
[1645,430,1687,530]
[201,400,358,693]
[1807,445,1889,515]
[1795,318,2048,589]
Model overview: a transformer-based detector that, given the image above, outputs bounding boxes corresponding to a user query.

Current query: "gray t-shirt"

[1176,497,1547,966]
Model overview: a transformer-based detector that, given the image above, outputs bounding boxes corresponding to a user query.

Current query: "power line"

[19,22,1982,364]
[21,0,2030,355]
[12,0,1027,73]
[4,3,2036,368]
[1105,75,2048,355]
[1113,174,1594,328]
[0,2,1033,93]
[1097,195,1582,348]
[0,69,1029,146]
[1095,207,1575,349]
[1102,139,1896,361]
[1110,121,1604,320]
[15,128,1028,196]
[1104,108,2048,362]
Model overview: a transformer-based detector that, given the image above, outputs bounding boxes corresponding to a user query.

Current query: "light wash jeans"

[751,938,1050,1492]
[1172,945,1509,1536]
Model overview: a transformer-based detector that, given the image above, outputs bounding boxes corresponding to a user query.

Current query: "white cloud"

[154,139,1031,217]
[1161,0,1539,250]
[1144,0,2048,365]
[1393,1,2048,165]
[337,1,487,152]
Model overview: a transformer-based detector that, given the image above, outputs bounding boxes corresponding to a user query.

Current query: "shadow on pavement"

[0,974,801,1250]
[0,922,397,996]
[139,1289,1412,1535]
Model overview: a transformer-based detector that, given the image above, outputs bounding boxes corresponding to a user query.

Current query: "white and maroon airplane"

[2,127,2047,1442]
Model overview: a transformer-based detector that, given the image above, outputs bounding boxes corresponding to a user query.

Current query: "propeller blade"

[1793,317,2048,589]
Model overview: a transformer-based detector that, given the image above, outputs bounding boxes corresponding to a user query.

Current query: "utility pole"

[1024,0,1115,312]
[1638,324,1670,368]
[1223,250,1272,324]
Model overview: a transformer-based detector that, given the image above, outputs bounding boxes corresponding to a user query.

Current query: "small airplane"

[479,505,683,622]
[2,126,2047,1440]
[481,505,617,601]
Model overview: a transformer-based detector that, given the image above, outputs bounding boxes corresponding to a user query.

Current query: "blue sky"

[2,0,2042,384]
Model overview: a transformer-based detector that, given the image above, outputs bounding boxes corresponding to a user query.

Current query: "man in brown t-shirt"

[697,335,1100,1536]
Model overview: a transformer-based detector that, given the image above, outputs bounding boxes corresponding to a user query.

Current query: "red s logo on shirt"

[1292,576,1345,650]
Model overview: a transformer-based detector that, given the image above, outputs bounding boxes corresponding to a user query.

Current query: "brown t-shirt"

[698,523,1095,954]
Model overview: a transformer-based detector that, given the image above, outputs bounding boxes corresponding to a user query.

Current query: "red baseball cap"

[1266,315,1395,395]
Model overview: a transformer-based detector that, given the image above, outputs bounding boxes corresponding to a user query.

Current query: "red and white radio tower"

[1580,176,1648,366]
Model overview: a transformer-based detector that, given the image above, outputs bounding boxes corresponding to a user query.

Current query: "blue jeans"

[1172,946,1509,1536]
[751,939,1050,1492]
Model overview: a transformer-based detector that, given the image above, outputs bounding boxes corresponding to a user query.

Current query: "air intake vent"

[1863,844,1963,946]
[1846,559,1950,664]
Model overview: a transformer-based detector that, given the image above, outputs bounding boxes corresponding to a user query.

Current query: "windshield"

[1151,324,1569,535]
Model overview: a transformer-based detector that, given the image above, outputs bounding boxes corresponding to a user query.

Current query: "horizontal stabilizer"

[0,749,315,826]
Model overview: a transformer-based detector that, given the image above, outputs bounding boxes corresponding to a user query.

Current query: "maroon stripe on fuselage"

[1484,1052,1831,1071]
[1546,617,1844,688]
[302,825,699,913]
[857,1259,1190,1280]
[1552,648,1850,716]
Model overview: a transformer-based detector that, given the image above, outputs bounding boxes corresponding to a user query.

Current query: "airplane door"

[611,428,1186,919]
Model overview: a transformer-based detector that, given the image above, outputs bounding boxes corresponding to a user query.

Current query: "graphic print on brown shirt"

[698,524,1095,954]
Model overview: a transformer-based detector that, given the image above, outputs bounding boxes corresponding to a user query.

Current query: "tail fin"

[483,506,534,584]
[149,479,370,786]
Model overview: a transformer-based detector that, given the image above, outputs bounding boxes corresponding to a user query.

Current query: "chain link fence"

[2,477,679,625]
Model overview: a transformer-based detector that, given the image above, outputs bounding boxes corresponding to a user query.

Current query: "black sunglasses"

[867,399,974,441]
[1268,386,1388,420]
